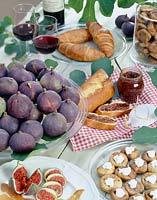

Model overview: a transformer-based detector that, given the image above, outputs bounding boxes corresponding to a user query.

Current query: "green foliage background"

[68,0,146,22]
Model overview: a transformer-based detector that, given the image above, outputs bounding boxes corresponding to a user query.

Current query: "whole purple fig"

[0,64,7,77]
[0,129,10,151]
[7,60,24,71]
[122,21,134,37]
[40,70,63,92]
[37,68,50,80]
[19,120,43,142]
[37,90,61,114]
[115,14,129,28]
[42,112,67,137]
[26,104,43,122]
[9,131,35,153]
[8,68,35,84]
[58,99,79,123]
[19,81,43,102]
[0,77,18,97]
[26,59,46,75]
[0,97,6,117]
[7,92,33,119]
[0,112,19,135]
[59,86,80,105]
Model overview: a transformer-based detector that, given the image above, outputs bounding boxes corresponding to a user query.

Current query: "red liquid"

[13,23,38,41]
[33,35,58,54]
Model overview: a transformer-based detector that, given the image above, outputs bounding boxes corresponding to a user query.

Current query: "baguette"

[85,112,117,130]
[96,100,132,117]
[80,69,114,112]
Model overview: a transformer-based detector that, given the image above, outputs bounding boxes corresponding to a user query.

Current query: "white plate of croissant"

[52,22,127,65]
[88,138,157,200]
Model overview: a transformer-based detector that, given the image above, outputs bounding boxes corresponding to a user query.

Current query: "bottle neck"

[43,0,64,13]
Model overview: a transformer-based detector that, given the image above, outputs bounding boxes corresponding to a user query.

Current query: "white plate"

[0,156,100,199]
[52,24,127,66]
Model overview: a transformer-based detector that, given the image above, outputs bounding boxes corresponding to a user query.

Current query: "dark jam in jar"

[117,67,144,103]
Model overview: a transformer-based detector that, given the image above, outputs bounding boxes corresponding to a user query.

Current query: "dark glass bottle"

[43,0,64,26]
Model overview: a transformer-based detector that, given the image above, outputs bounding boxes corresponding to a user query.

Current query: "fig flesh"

[42,181,63,197]
[44,168,62,180]
[0,112,19,135]
[37,90,61,114]
[26,59,46,76]
[9,131,36,153]
[7,92,33,119]
[19,120,44,142]
[58,99,79,123]
[0,77,18,97]
[46,173,66,187]
[0,97,6,117]
[42,112,67,137]
[0,129,10,151]
[0,64,7,77]
[40,70,63,92]
[36,188,57,200]
[19,81,43,102]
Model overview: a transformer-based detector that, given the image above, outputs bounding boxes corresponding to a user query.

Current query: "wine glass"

[33,15,58,59]
[12,3,38,59]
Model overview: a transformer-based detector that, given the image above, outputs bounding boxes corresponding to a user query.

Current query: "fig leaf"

[98,0,115,17]
[154,108,157,117]
[69,70,86,86]
[148,69,157,88]
[91,57,114,76]
[68,0,84,13]
[45,59,58,69]
[118,0,137,8]
[0,33,9,47]
[132,126,157,144]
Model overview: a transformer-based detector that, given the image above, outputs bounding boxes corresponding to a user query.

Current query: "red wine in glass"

[33,35,58,54]
[13,23,38,41]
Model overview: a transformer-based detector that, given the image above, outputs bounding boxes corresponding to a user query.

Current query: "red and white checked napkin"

[70,65,157,151]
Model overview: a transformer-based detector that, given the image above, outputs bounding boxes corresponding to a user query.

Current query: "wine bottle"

[43,0,64,26]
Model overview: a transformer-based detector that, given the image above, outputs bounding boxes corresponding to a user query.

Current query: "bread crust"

[80,69,114,112]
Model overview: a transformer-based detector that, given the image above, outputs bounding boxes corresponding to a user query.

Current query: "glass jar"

[117,67,144,103]
[133,1,157,66]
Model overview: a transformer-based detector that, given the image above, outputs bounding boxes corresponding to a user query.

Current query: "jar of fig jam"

[117,67,144,103]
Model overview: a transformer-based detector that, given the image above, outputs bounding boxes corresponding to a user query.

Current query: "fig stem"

[114,58,122,72]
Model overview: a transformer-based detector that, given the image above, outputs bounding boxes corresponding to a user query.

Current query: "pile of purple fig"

[0,59,80,153]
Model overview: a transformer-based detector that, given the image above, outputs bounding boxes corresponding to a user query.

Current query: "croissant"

[86,21,114,57]
[57,28,92,44]
[58,42,105,62]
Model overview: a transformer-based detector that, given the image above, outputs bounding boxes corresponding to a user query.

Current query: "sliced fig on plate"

[36,188,57,200]
[46,173,66,188]
[42,181,63,197]
[44,168,62,180]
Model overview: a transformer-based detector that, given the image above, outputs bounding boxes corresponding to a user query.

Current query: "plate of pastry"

[88,139,157,200]
[52,22,127,65]
[0,156,100,200]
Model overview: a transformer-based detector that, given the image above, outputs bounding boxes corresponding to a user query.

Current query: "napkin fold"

[70,65,157,151]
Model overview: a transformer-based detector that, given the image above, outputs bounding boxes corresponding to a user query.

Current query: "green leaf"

[79,0,96,23]
[11,143,47,161]
[148,69,157,88]
[132,126,157,144]
[98,0,115,17]
[3,16,13,27]
[68,0,84,13]
[70,70,86,86]
[118,0,135,8]
[5,42,16,55]
[154,108,157,117]
[91,57,114,76]
[29,43,37,54]
[42,134,64,141]
[112,81,120,99]
[14,41,26,59]
[0,33,9,47]
[0,21,5,33]
[45,59,58,69]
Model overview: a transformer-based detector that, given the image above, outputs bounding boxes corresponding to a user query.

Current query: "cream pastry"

[110,188,129,200]
[109,152,128,168]
[125,179,144,195]
[99,174,122,193]
[145,189,157,200]
[141,172,157,189]
[97,161,115,177]
[129,193,145,200]
[142,150,157,162]
[130,157,147,174]
[121,146,139,160]
[115,166,136,181]
[148,160,157,173]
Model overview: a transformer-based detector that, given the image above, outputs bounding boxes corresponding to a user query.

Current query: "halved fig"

[84,112,117,130]
[96,100,132,117]
[12,163,27,194]
[36,188,57,200]
[46,173,66,188]
[42,181,63,197]
[44,168,62,180]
